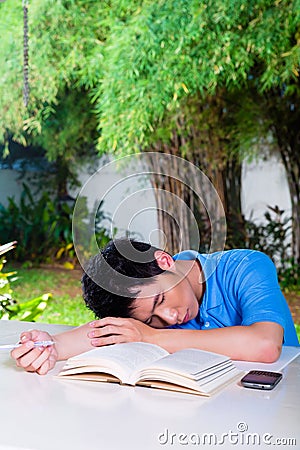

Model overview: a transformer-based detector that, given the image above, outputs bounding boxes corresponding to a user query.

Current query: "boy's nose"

[159,307,178,325]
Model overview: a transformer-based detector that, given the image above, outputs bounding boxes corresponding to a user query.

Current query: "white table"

[1,320,299,450]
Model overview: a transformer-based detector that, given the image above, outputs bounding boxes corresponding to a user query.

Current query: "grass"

[9,265,94,326]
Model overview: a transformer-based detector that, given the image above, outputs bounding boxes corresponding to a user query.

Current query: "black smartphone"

[240,370,282,390]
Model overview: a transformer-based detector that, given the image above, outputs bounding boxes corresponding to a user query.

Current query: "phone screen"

[243,372,281,384]
[241,371,282,389]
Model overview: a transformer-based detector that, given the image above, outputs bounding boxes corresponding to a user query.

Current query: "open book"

[57,342,241,396]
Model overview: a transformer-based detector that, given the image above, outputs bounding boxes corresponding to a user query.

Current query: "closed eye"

[145,293,165,326]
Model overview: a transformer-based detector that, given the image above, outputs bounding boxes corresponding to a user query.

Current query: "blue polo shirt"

[172,249,299,346]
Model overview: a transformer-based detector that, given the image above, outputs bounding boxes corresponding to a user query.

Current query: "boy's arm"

[53,323,96,359]
[152,321,283,362]
[10,318,283,373]
[88,318,283,362]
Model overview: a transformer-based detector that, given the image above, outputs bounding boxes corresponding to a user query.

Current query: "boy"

[11,239,299,375]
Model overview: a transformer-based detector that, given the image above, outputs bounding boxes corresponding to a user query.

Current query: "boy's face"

[131,271,200,328]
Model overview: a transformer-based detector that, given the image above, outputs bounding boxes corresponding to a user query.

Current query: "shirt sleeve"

[233,251,287,329]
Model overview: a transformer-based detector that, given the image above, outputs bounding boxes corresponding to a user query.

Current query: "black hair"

[81,238,166,319]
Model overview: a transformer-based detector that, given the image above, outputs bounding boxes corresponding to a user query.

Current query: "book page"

[196,366,241,394]
[137,366,241,395]
[61,342,169,383]
[141,348,230,377]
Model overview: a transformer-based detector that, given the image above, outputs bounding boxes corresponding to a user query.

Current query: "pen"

[0,340,55,350]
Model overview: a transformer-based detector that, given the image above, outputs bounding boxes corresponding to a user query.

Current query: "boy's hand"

[10,330,58,375]
[87,317,156,346]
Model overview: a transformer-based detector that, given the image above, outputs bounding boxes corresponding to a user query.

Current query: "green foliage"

[24,88,99,164]
[0,184,73,262]
[0,0,131,145]
[1,0,298,153]
[241,204,300,287]
[73,196,114,262]
[0,184,113,263]
[295,324,300,341]
[0,251,51,321]
[0,0,24,143]
[0,292,52,322]
[96,0,300,154]
[0,0,299,262]
[278,259,300,291]
[245,205,292,264]
[196,203,299,286]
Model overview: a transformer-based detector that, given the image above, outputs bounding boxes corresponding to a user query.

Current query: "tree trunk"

[145,149,195,253]
[145,93,244,255]
[222,158,245,249]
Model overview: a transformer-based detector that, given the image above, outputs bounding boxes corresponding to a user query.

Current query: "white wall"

[71,158,159,246]
[241,155,291,222]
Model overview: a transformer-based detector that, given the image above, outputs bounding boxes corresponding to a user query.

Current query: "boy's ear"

[154,251,175,271]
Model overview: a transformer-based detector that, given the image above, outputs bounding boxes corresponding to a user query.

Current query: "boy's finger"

[88,319,102,327]
[22,329,44,341]
[10,340,35,359]
[13,345,43,368]
[37,359,50,375]
[19,331,33,342]
[89,317,129,328]
[16,352,40,370]
[26,348,50,372]
[88,325,124,339]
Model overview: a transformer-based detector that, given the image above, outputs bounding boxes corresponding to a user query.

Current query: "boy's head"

[81,238,166,319]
